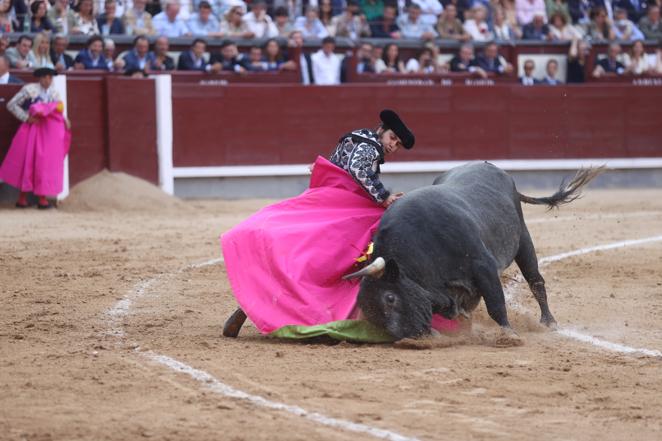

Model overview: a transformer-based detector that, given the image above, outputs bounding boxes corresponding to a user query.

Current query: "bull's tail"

[518,166,606,209]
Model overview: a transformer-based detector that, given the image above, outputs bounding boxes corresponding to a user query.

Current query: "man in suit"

[592,43,626,77]
[123,35,156,73]
[97,0,126,35]
[519,59,540,85]
[449,42,487,77]
[50,35,74,72]
[475,41,513,75]
[288,30,314,84]
[0,55,24,84]
[541,59,562,85]
[74,35,110,71]
[152,36,175,71]
[209,40,250,72]
[177,38,221,72]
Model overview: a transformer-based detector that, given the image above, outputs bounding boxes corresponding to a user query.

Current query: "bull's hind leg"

[515,227,557,327]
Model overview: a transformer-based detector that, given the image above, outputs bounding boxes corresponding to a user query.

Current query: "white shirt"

[153,12,190,37]
[412,0,443,26]
[243,11,278,38]
[0,72,10,84]
[311,50,340,85]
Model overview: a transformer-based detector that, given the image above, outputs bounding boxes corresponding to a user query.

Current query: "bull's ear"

[384,259,400,283]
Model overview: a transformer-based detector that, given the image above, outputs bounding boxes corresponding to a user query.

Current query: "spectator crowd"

[0,0,661,84]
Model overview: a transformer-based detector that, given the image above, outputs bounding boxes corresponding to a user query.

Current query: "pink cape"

[0,102,71,196]
[221,156,460,336]
[221,157,384,334]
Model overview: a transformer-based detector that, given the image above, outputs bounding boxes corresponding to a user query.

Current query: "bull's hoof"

[222,308,247,338]
[495,329,525,348]
[541,317,558,330]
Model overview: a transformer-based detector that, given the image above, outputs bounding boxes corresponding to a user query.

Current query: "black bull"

[345,162,603,341]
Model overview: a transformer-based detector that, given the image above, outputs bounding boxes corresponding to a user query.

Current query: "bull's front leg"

[473,260,525,348]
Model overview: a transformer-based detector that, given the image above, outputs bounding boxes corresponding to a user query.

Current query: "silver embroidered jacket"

[329,129,389,204]
[7,83,61,122]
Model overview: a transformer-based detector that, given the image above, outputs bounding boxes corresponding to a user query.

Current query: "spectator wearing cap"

[220,4,255,38]
[188,1,223,36]
[243,0,278,38]
[273,6,294,37]
[516,0,547,25]
[153,0,191,37]
[48,0,77,34]
[73,0,100,35]
[178,38,216,71]
[522,12,551,39]
[332,0,371,39]
[294,6,329,39]
[123,35,156,72]
[540,59,562,84]
[369,4,401,38]
[6,35,36,69]
[123,0,156,35]
[152,36,176,70]
[397,4,437,40]
[50,34,74,72]
[209,40,250,72]
[612,6,645,40]
[98,0,126,35]
[0,54,23,84]
[30,1,54,33]
[592,42,626,77]
[436,4,470,41]
[638,5,661,40]
[463,5,493,41]
[449,43,487,77]
[74,35,109,70]
[519,59,540,85]
[311,36,340,84]
[476,41,513,75]
[413,0,444,26]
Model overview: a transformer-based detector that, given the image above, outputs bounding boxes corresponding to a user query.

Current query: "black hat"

[379,109,415,149]
[33,67,58,77]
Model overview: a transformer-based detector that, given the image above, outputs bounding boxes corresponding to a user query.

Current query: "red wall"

[172,84,662,167]
[0,85,22,161]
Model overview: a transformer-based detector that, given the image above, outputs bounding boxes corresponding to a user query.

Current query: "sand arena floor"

[1,175,661,441]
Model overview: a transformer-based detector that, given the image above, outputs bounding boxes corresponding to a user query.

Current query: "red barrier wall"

[172,84,662,167]
[0,85,22,162]
[106,77,158,184]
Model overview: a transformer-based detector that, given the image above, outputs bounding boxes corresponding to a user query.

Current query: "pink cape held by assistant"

[0,101,71,196]
[221,156,459,340]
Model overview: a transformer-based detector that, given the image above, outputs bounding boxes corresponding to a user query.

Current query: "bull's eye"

[385,293,396,306]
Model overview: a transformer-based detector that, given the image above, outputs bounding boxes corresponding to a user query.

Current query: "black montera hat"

[33,67,58,77]
[379,109,415,149]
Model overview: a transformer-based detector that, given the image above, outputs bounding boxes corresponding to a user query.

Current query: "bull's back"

[379,163,523,273]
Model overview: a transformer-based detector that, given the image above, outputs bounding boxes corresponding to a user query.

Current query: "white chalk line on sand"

[106,255,420,441]
[104,210,661,441]
[506,234,662,358]
[526,210,660,225]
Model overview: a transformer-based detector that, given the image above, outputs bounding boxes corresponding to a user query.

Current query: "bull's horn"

[343,257,386,280]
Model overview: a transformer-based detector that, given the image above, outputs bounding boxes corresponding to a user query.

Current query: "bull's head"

[344,257,457,340]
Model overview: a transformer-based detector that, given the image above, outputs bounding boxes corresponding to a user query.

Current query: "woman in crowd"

[30,0,54,32]
[0,67,70,209]
[405,46,439,73]
[220,5,255,39]
[375,42,405,73]
[492,6,520,40]
[566,37,590,83]
[319,0,335,36]
[436,3,470,41]
[623,40,651,75]
[0,0,14,33]
[31,32,55,68]
[587,7,614,41]
[463,5,493,41]
[548,11,583,40]
[73,0,100,35]
[262,38,296,71]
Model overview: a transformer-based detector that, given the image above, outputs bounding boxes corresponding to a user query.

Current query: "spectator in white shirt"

[463,5,494,41]
[412,0,443,26]
[294,5,329,39]
[153,0,191,37]
[397,3,437,40]
[188,0,222,36]
[515,0,546,26]
[311,36,341,84]
[243,0,278,38]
